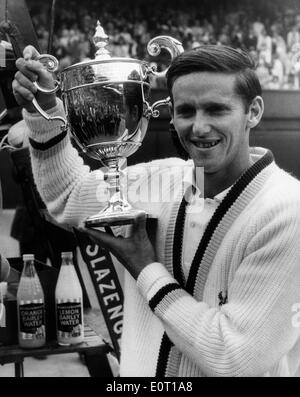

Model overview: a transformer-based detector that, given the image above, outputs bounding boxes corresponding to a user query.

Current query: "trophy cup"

[30,21,184,227]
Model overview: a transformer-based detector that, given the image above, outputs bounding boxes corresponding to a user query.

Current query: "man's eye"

[176,107,194,116]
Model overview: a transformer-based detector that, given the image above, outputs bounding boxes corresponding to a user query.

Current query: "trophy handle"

[31,54,67,129]
[143,96,171,119]
[146,35,184,79]
[142,36,183,118]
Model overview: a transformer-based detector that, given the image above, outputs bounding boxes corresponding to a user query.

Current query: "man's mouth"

[192,139,221,149]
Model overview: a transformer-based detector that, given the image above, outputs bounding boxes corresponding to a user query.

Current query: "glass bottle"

[55,252,84,345]
[17,254,46,348]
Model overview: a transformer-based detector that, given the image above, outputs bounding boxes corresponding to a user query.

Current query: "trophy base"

[85,209,147,228]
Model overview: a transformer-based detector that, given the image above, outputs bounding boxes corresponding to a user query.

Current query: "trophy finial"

[93,20,111,59]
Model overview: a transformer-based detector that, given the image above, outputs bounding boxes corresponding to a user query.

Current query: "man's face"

[171,72,251,177]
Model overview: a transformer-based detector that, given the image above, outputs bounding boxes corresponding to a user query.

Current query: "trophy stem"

[104,157,129,211]
[85,156,146,228]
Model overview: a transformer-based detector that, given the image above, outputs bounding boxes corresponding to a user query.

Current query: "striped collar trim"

[165,149,274,293]
[185,149,274,296]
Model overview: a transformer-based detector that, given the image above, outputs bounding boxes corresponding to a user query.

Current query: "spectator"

[287,25,300,51]
[190,19,204,42]
[244,25,258,51]
[256,53,272,87]
[271,24,287,69]
[253,18,265,38]
[257,27,273,66]
[270,52,285,88]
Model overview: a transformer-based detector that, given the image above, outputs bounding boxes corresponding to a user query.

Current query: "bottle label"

[56,299,83,338]
[19,301,45,340]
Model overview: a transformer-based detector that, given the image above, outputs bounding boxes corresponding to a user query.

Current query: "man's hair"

[166,45,262,112]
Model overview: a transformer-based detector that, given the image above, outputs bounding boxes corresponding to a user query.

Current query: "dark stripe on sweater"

[185,150,274,294]
[155,333,174,377]
[29,128,68,151]
[149,283,181,312]
[172,197,187,286]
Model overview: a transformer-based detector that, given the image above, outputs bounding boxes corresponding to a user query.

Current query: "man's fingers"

[132,212,147,234]
[82,227,122,249]
[14,71,38,94]
[83,227,107,241]
[13,89,34,105]
[23,45,40,61]
[15,58,39,81]
[12,80,34,102]
[16,57,53,81]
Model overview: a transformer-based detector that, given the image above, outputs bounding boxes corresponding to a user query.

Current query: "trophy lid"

[93,20,111,60]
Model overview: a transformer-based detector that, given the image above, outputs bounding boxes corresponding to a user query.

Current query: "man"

[13,45,300,376]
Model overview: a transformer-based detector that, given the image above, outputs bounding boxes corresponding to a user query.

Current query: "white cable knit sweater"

[24,100,300,377]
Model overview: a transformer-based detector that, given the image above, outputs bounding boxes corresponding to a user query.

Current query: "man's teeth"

[195,140,220,148]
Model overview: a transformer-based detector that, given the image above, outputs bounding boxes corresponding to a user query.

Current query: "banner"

[73,229,124,361]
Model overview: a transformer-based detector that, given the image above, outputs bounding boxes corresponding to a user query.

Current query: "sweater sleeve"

[137,202,300,376]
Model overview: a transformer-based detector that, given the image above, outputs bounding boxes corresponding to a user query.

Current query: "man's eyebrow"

[175,101,232,110]
[175,103,192,109]
[204,102,232,108]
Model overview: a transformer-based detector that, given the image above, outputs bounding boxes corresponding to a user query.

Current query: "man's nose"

[192,113,211,136]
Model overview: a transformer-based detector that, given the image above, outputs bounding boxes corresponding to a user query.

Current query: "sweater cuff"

[137,262,182,312]
[23,98,66,143]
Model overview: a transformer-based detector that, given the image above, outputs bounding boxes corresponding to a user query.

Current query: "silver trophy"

[31,21,183,227]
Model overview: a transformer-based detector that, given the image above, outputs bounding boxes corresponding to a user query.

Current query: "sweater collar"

[182,146,272,205]
[170,148,274,292]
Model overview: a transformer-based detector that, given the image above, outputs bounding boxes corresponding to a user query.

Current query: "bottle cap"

[61,252,73,259]
[22,254,35,261]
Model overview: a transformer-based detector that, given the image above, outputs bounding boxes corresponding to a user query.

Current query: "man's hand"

[13,45,57,113]
[82,213,156,280]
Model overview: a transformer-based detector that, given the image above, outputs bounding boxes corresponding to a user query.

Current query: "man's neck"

[202,156,254,199]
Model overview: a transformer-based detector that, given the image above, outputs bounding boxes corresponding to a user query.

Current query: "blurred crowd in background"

[22,0,300,90]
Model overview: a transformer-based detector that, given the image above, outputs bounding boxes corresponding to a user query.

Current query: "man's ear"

[247,96,264,129]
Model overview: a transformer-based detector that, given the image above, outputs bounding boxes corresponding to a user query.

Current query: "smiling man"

[13,45,300,377]
[168,47,264,198]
